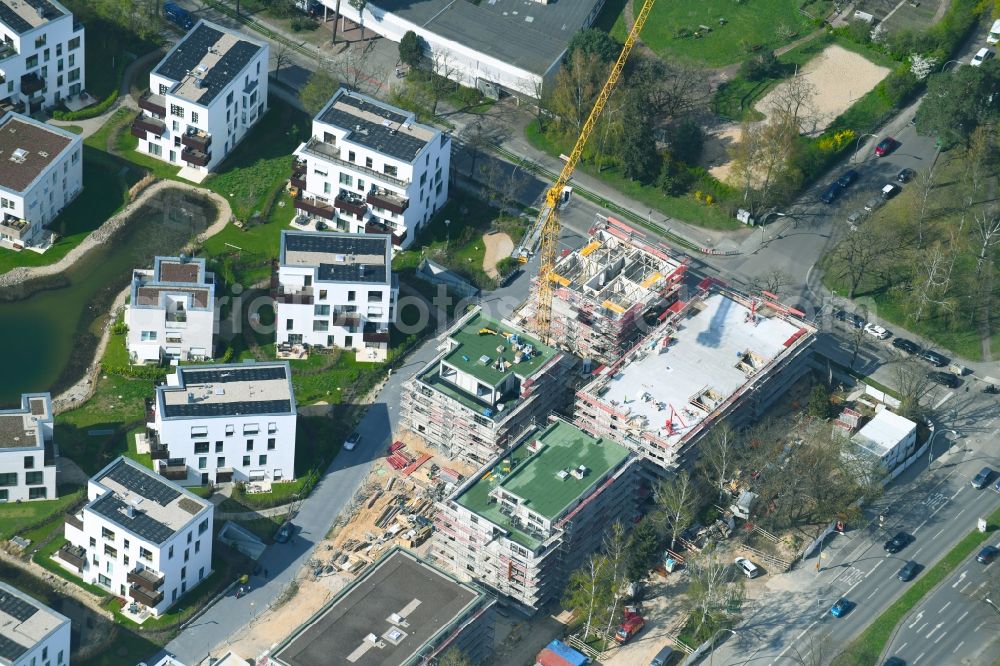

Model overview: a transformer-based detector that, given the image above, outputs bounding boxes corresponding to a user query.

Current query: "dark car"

[820,182,844,204]
[928,371,960,388]
[274,522,294,543]
[972,467,993,489]
[920,349,949,366]
[837,170,859,188]
[163,2,195,29]
[977,545,999,564]
[875,137,897,157]
[897,560,919,582]
[892,338,921,354]
[883,658,907,666]
[897,168,916,183]
[884,532,912,554]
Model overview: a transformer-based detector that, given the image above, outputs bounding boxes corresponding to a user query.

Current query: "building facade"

[0,581,71,666]
[273,231,398,362]
[125,256,216,364]
[850,409,917,471]
[432,419,640,611]
[0,393,56,502]
[291,87,450,250]
[0,112,82,250]
[400,308,576,467]
[146,362,297,485]
[0,0,84,113]
[58,456,214,617]
[132,20,268,176]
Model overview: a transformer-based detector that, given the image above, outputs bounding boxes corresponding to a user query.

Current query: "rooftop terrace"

[317,89,436,163]
[0,114,76,193]
[0,0,65,34]
[0,581,68,666]
[280,231,391,285]
[441,312,557,388]
[0,393,50,450]
[159,363,295,419]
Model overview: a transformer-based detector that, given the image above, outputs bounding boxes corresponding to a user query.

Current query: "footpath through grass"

[831,505,1000,665]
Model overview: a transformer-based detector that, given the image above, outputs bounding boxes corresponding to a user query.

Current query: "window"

[140,547,153,562]
[348,290,356,301]
[124,538,129,549]
[102,527,115,541]
[259,455,267,465]
[199,518,209,535]
[28,487,47,499]
[181,566,187,579]
[313,320,328,332]
[286,318,294,331]
[348,151,356,162]
[170,104,184,118]
[0,473,17,487]
[420,172,428,186]
[384,165,398,177]
[368,292,384,302]
[184,548,189,562]
[194,442,209,454]
[217,456,225,467]
[140,331,157,341]
[98,574,111,588]
[226,91,234,106]
[267,438,276,450]
[215,441,223,453]
[244,424,260,435]
[25,54,37,68]
[25,471,43,485]
[103,544,117,558]
[68,36,80,50]
[191,111,199,123]
[226,425,235,436]
[198,457,207,469]
[358,179,365,192]
[314,304,330,316]
[246,439,254,451]
[268,422,278,433]
[339,173,353,186]
[168,545,174,559]
[366,157,373,168]
[195,539,201,553]
[68,67,80,82]
[190,426,208,438]
[24,456,34,469]
[242,455,251,466]
[89,537,96,547]
[0,489,7,502]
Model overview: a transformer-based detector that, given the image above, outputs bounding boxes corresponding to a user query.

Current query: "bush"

[666,120,705,166]
[52,89,119,121]
[290,16,318,31]
[495,256,520,277]
[739,51,782,82]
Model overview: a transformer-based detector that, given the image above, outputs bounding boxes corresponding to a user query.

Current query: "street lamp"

[708,628,738,666]
[940,59,962,73]
[444,219,451,251]
[928,427,958,466]
[852,133,879,163]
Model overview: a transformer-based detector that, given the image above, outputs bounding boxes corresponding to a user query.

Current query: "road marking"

[940,601,952,613]
[917,622,928,633]
[952,571,968,588]
[954,640,966,654]
[773,620,819,663]
[908,611,924,629]
[933,392,954,409]
[898,642,908,652]
[955,507,967,518]
[952,486,964,499]
[914,547,923,555]
[934,527,946,538]
[914,651,926,663]
[961,581,971,592]
[866,586,880,600]
[865,560,884,578]
[957,611,969,624]
[974,581,987,595]
[935,630,948,644]
[975,620,987,632]
[926,622,943,639]
[913,519,928,534]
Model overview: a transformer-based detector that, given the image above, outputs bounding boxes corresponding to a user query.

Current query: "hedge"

[52,88,119,121]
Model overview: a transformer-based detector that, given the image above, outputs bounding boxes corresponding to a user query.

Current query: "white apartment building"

[0,581,71,666]
[146,362,297,486]
[132,20,268,177]
[0,112,82,251]
[0,0,85,113]
[291,87,450,250]
[0,393,56,503]
[125,256,216,364]
[58,456,214,617]
[274,230,398,362]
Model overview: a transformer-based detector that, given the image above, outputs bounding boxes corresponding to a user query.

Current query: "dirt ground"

[483,232,514,279]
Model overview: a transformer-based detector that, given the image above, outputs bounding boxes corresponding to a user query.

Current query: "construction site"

[516,216,689,367]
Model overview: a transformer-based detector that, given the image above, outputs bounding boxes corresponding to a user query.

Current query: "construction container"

[535,640,587,666]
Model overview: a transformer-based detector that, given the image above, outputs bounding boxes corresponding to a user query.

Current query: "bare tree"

[497,167,529,215]
[829,226,894,299]
[428,49,461,116]
[846,303,869,369]
[564,554,610,640]
[699,421,739,502]
[348,0,369,40]
[272,42,291,83]
[654,471,698,549]
[749,268,794,298]
[974,208,1000,276]
[334,41,388,94]
[905,240,956,323]
[891,358,933,420]
[684,546,744,642]
[767,74,819,132]
[964,125,995,206]
[460,120,499,177]
[630,58,711,121]
[602,522,630,639]
[909,163,937,248]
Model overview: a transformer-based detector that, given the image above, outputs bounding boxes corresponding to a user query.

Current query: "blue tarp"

[539,640,587,666]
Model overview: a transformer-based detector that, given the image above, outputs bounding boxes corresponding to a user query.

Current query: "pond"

[0,188,217,406]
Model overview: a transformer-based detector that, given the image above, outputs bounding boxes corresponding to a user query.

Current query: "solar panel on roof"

[0,2,31,33]
[316,263,386,284]
[103,460,180,506]
[0,634,29,662]
[318,100,429,162]
[283,232,388,257]
[91,494,176,544]
[163,399,292,418]
[0,589,39,623]
[181,365,287,385]
[155,23,263,105]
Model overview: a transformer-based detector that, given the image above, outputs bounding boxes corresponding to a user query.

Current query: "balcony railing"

[272,286,314,305]
[294,197,335,220]
[363,329,390,343]
[0,43,17,61]
[300,137,409,188]
[64,513,83,532]
[367,188,409,215]
[156,459,187,481]
[290,170,306,190]
[57,543,86,569]
[182,128,211,150]
[335,192,367,218]
[20,73,43,95]
[129,583,164,607]
[132,115,166,139]
[128,567,165,591]
[182,147,211,167]
[138,92,167,117]
[0,217,29,240]
[216,467,234,483]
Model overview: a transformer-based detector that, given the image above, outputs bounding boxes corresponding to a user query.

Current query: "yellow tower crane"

[532,0,656,343]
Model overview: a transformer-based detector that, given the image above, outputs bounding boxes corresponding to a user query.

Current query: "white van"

[988,19,1000,45]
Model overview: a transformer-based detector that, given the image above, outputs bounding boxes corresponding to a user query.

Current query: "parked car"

[650,645,678,666]
[972,467,993,489]
[884,532,912,554]
[977,545,999,564]
[837,169,859,188]
[928,371,961,388]
[919,349,949,366]
[897,560,919,582]
[834,309,866,328]
[735,556,761,579]
[830,598,852,618]
[892,338,921,354]
[344,431,361,451]
[883,658,906,666]
[821,182,844,204]
[971,47,995,67]
[897,168,916,183]
[846,209,866,230]
[864,196,885,213]
[994,477,1000,492]
[864,323,890,340]
[875,137,897,157]
[274,522,294,543]
[163,2,194,29]
[881,183,901,200]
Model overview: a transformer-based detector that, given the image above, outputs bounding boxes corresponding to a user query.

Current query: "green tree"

[656,158,693,196]
[438,648,472,666]
[739,51,782,82]
[666,119,704,165]
[916,62,1000,147]
[567,28,622,64]
[548,51,605,134]
[299,69,338,115]
[807,384,831,420]
[626,517,660,581]
[563,554,612,640]
[399,30,423,68]
[618,91,659,183]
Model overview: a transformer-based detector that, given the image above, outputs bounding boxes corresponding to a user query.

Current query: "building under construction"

[520,216,688,367]
[575,285,816,471]
[400,309,576,467]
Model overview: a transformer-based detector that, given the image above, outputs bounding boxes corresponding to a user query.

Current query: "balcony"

[335,192,368,218]
[138,92,167,117]
[0,42,17,61]
[332,311,360,327]
[294,197,335,220]
[367,188,409,215]
[156,459,187,481]
[57,543,86,570]
[216,467,234,483]
[128,567,165,591]
[363,325,390,344]
[129,583,164,608]
[132,115,166,139]
[0,216,30,240]
[64,513,83,532]
[290,169,307,191]
[272,286,314,305]
[165,310,187,328]
[300,137,410,188]
[182,127,212,151]
[182,147,211,168]
[20,73,43,95]
[393,229,407,247]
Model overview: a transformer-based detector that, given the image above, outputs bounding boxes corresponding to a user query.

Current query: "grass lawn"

[0,487,85,539]
[607,0,815,67]
[831,505,1000,665]
[228,515,283,544]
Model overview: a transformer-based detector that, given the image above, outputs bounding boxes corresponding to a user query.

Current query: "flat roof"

[441,311,557,388]
[0,113,76,193]
[592,292,810,448]
[0,582,69,666]
[158,362,295,419]
[456,421,629,547]
[155,20,265,106]
[87,457,211,545]
[132,256,213,309]
[0,0,65,35]
[317,89,435,162]
[0,393,50,451]
[281,231,392,285]
[368,0,600,76]
[853,409,916,457]
[272,548,488,666]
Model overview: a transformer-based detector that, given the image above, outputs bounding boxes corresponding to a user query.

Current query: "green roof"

[456,421,630,548]
[442,312,557,388]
